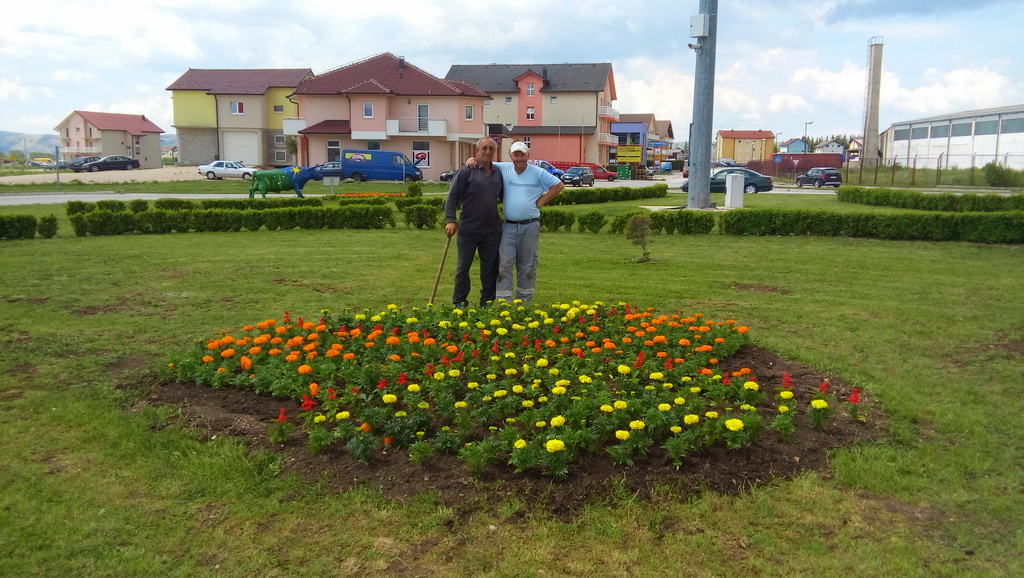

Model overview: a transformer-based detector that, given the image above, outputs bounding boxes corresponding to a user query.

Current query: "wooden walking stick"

[429,235,452,305]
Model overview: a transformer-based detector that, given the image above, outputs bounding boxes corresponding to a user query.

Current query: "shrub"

[136,210,175,234]
[65,200,91,216]
[69,214,88,237]
[406,181,423,197]
[128,199,149,213]
[576,210,608,233]
[0,215,38,240]
[404,205,440,229]
[95,200,128,213]
[395,197,445,212]
[154,198,195,211]
[37,215,58,239]
[981,162,1024,188]
[81,210,137,236]
[627,215,653,262]
[540,209,576,232]
[609,210,649,234]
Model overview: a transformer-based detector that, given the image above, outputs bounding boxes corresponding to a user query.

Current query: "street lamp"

[804,120,813,141]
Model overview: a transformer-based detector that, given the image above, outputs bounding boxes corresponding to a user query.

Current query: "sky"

[2,0,1023,145]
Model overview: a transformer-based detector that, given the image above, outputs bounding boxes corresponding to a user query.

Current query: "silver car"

[198,160,253,180]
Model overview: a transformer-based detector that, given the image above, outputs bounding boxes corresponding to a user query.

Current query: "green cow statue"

[248,166,323,199]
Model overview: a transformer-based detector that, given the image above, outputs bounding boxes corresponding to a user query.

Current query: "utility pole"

[687,0,718,209]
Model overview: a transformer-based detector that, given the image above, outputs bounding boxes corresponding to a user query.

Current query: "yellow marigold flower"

[743,381,759,391]
[629,420,646,430]
[684,414,700,425]
[438,320,451,329]
[670,426,683,434]
[448,369,460,377]
[705,411,719,419]
[514,439,527,449]
[617,365,632,375]
[314,415,327,423]
[552,386,567,395]
[550,415,566,427]
[536,421,547,428]
[579,375,593,384]
[454,401,467,409]
[811,399,829,409]
[649,372,664,381]
[496,327,508,336]
[740,404,756,411]
[690,386,702,393]
[778,405,790,413]
[522,400,534,408]
[780,390,794,399]
[381,394,398,404]
[545,439,565,453]
[405,317,418,324]
[417,401,430,409]
[395,411,408,417]
[674,397,686,405]
[434,371,445,380]
[336,411,350,420]
[537,396,548,403]
[486,374,497,380]
[613,400,628,410]
[600,404,613,413]
[615,430,630,441]
[505,368,518,376]
[467,382,479,389]
[725,419,744,431]
[644,385,656,391]
[536,358,549,368]
[658,403,672,411]
[548,368,560,375]
[511,385,524,394]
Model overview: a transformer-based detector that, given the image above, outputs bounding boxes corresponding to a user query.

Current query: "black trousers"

[452,232,501,307]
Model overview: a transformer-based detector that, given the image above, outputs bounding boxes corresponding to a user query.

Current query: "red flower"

[297,317,304,328]
[377,379,387,390]
[392,326,400,336]
[819,381,829,393]
[577,349,585,359]
[383,437,393,445]
[327,388,337,400]
[664,360,674,370]
[360,422,371,433]
[397,372,408,385]
[427,363,435,375]
[634,351,645,368]
[301,395,316,411]
[275,408,288,423]
[350,387,360,394]
[847,388,860,404]
[722,375,731,386]
[553,326,560,334]
[283,310,291,323]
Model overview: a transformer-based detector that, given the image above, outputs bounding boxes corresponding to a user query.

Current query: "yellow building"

[715,130,776,163]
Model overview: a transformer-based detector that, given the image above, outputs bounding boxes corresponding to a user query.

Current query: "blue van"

[323,150,422,182]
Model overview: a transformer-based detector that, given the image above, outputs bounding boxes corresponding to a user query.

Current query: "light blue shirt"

[493,162,562,221]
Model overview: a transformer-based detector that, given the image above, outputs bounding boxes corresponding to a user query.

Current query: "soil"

[137,344,884,517]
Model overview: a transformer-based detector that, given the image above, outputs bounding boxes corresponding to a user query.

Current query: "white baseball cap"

[510,142,529,154]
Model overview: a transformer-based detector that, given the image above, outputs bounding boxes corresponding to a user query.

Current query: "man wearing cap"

[444,137,504,307]
[486,141,564,303]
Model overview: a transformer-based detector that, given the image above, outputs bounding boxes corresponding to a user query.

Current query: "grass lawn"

[0,188,1022,576]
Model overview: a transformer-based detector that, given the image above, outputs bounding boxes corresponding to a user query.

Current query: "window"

[412,141,430,168]
[273,105,284,113]
[975,120,998,135]
[911,127,928,139]
[273,134,286,145]
[522,136,531,148]
[1000,118,1024,134]
[505,97,512,104]
[951,123,972,137]
[527,83,535,97]
[230,101,244,115]
[526,107,535,120]
[550,96,558,104]
[275,150,287,162]
[930,125,949,138]
[483,99,492,108]
[367,141,380,150]
[465,105,474,121]
[363,102,374,118]
[327,140,341,162]
[893,128,910,141]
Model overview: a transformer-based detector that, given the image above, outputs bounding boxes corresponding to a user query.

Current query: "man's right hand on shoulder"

[466,157,477,168]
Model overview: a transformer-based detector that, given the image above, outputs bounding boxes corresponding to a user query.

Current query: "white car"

[197,160,253,180]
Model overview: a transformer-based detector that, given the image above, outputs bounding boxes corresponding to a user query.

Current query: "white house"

[881,104,1024,169]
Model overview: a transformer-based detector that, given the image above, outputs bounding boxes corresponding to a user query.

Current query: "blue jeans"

[452,232,501,306]
[496,221,540,302]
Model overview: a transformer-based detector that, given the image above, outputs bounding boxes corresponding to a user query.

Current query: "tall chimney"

[398,56,405,70]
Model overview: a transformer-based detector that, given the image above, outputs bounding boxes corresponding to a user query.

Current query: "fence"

[751,153,1024,188]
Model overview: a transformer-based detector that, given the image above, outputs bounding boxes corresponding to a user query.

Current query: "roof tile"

[166,68,313,95]
[74,111,164,136]
[296,53,488,97]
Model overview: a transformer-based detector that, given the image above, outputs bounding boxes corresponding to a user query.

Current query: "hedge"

[837,186,1024,212]
[395,197,445,212]
[547,183,668,206]
[0,214,39,240]
[719,208,1024,243]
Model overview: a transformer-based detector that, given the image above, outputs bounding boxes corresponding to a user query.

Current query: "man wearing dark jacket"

[444,137,503,307]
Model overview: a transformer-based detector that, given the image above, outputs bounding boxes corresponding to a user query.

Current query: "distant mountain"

[0,131,177,156]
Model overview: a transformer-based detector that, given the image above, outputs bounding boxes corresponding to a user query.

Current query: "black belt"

[506,218,539,225]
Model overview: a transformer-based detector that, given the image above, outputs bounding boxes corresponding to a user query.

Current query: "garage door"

[222,131,260,166]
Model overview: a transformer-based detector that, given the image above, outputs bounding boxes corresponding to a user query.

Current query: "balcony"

[599,106,619,121]
[62,146,101,154]
[386,117,449,138]
[598,133,619,146]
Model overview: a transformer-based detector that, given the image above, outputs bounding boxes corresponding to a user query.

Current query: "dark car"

[796,167,842,188]
[439,169,458,182]
[69,156,101,172]
[681,168,774,194]
[82,155,140,172]
[319,161,344,178]
[561,166,595,187]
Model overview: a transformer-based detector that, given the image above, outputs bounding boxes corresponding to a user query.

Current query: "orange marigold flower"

[342,352,356,361]
[571,347,583,355]
[365,342,375,348]
[216,367,225,372]
[736,326,749,334]
[316,324,327,332]
[243,325,254,331]
[709,358,719,364]
[202,355,214,363]
[270,337,283,345]
[700,368,713,375]
[303,342,317,352]
[622,337,633,344]
[248,346,262,355]
[408,332,420,343]
[361,422,371,433]
[585,341,596,348]
[220,348,235,358]
[575,332,586,338]
[389,354,402,362]
[634,330,646,337]
[297,364,313,375]
[655,351,668,358]
[604,342,617,349]
[559,337,570,344]
[268,348,282,356]
[275,326,288,334]
[240,356,253,370]
[644,340,654,347]
[446,344,459,354]
[206,341,220,350]
[546,340,557,348]
[591,347,602,354]
[423,338,436,346]
[740,367,751,375]
[254,335,270,345]
[653,335,668,343]
[309,383,319,397]
[589,326,600,333]
[386,336,401,346]
[331,343,343,351]
[325,349,340,358]
[349,328,362,338]
[678,339,691,346]
[306,352,317,360]
[715,337,726,343]
[307,333,319,341]
[285,354,299,363]
[221,336,235,345]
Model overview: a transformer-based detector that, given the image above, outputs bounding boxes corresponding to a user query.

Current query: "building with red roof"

[166,68,313,166]
[715,130,777,163]
[54,111,165,169]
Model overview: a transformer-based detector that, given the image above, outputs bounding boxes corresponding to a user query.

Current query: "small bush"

[65,200,91,216]
[154,198,196,211]
[540,209,576,232]
[128,199,149,213]
[0,215,38,240]
[404,205,440,229]
[37,215,58,239]
[609,211,648,234]
[406,181,423,197]
[576,210,608,233]
[95,199,128,213]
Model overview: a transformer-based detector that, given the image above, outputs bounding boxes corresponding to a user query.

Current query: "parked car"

[198,160,253,180]
[681,168,774,194]
[81,155,140,172]
[527,159,564,177]
[322,150,421,181]
[69,156,101,172]
[585,163,617,181]
[561,166,595,187]
[795,167,842,188]
[439,169,457,182]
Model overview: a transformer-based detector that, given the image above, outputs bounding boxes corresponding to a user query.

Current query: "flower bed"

[166,301,863,476]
